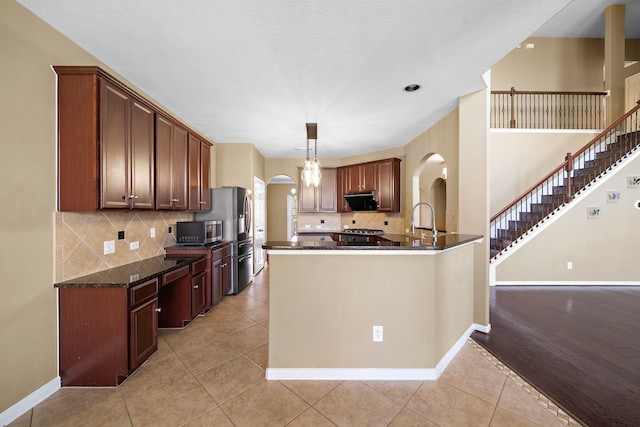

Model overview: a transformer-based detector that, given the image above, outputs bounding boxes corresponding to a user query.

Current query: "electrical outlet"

[168,226,172,234]
[373,325,383,342]
[130,241,139,250]
[103,240,115,255]
[150,227,156,238]
[118,230,125,240]
[567,261,573,270]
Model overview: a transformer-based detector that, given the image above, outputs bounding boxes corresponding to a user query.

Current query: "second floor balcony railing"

[491,87,607,130]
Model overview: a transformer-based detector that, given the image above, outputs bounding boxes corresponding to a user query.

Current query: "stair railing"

[491,87,607,129]
[490,100,640,258]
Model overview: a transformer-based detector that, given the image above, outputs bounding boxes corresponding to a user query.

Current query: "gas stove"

[341,228,384,236]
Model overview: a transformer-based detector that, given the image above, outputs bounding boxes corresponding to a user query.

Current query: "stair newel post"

[510,86,517,128]
[564,152,573,203]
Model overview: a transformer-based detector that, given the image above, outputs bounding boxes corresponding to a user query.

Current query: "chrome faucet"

[411,202,437,240]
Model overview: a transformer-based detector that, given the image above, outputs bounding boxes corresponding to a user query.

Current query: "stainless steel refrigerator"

[196,186,253,294]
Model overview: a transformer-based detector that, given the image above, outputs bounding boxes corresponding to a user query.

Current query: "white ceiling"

[17,0,639,158]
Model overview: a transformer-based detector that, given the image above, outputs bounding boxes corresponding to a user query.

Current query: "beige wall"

[1,0,100,414]
[495,152,640,282]
[490,131,598,215]
[458,82,490,326]
[268,245,475,372]
[491,37,604,91]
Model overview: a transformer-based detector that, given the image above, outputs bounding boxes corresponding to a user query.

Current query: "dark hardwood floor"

[471,286,640,427]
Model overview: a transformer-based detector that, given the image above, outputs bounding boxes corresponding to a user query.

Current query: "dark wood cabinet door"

[212,258,223,306]
[200,142,211,210]
[129,297,158,371]
[222,254,232,296]
[298,179,318,212]
[376,158,401,212]
[318,168,337,212]
[360,162,377,192]
[155,115,173,209]
[345,165,360,193]
[156,116,188,210]
[130,99,155,209]
[188,134,201,211]
[100,81,130,209]
[191,272,206,318]
[337,167,351,212]
[172,125,189,210]
[188,137,211,211]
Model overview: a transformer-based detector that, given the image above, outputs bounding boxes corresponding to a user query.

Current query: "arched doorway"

[412,153,448,233]
[266,175,296,241]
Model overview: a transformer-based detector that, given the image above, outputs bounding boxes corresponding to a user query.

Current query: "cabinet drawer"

[191,257,206,275]
[130,278,158,307]
[212,244,231,261]
[162,265,190,287]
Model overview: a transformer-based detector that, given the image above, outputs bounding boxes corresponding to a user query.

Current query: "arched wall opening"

[411,153,448,233]
[266,174,296,241]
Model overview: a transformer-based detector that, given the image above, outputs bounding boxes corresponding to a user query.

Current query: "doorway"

[253,177,265,275]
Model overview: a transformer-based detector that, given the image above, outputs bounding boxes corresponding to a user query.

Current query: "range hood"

[343,191,378,211]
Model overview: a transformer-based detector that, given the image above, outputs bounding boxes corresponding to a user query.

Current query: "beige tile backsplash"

[55,211,194,282]
[297,212,405,234]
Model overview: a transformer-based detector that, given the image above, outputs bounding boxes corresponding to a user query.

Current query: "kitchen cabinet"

[156,114,189,210]
[58,278,158,386]
[212,244,232,305]
[157,264,192,327]
[337,158,401,213]
[54,66,212,212]
[298,168,337,212]
[188,135,212,211]
[344,162,376,193]
[55,66,156,211]
[190,257,207,317]
[375,158,401,212]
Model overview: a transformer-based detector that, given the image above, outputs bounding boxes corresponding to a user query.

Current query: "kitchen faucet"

[410,202,437,240]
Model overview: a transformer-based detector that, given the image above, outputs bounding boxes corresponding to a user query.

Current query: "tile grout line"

[467,338,582,426]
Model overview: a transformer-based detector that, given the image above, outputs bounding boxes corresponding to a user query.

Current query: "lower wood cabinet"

[191,257,207,317]
[59,278,159,386]
[212,244,232,305]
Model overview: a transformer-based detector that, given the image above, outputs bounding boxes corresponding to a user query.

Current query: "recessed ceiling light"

[404,84,421,92]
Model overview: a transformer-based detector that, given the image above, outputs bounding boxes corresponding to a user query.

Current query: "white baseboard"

[494,281,640,286]
[266,324,490,381]
[0,377,60,427]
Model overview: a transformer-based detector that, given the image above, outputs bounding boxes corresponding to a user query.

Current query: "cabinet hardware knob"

[156,307,162,312]
[193,285,199,289]
[128,195,138,199]
[171,198,179,202]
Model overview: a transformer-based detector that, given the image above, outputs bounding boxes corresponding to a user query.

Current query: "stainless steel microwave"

[176,220,222,245]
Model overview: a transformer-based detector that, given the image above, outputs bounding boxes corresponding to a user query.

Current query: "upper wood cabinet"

[156,115,188,210]
[375,158,401,212]
[344,162,377,193]
[54,66,212,212]
[56,67,156,211]
[188,134,212,212]
[298,168,337,213]
[337,158,401,213]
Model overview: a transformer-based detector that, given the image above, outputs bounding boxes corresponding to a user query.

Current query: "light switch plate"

[150,227,156,238]
[130,241,139,250]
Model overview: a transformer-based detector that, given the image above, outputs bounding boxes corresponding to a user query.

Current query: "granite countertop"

[263,233,483,251]
[54,254,205,288]
[164,240,233,251]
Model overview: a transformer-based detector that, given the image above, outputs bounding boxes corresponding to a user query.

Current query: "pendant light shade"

[301,123,321,187]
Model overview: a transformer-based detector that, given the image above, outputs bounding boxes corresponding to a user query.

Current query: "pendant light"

[301,123,321,187]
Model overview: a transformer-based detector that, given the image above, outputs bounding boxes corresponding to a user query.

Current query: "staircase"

[490,102,640,260]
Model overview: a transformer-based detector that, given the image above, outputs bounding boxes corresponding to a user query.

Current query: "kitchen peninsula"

[263,233,483,380]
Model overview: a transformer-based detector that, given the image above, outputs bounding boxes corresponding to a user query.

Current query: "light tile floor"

[10,265,581,427]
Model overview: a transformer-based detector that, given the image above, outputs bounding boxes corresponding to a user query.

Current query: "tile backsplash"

[297,212,405,234]
[55,211,193,282]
